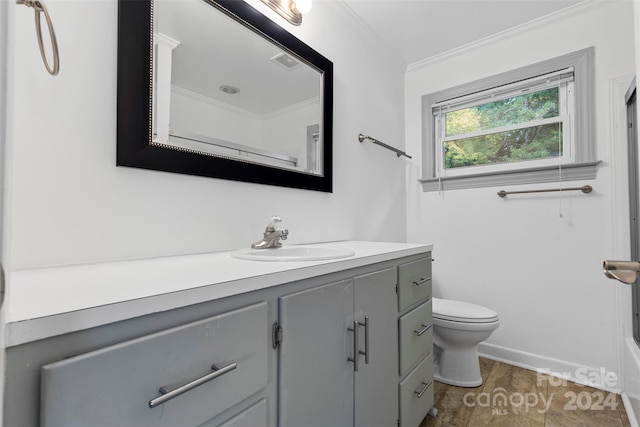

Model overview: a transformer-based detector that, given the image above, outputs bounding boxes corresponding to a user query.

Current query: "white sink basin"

[232,245,355,262]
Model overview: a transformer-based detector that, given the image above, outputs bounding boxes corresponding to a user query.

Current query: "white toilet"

[432,297,499,387]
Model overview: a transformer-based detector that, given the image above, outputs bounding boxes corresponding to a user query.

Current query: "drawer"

[41,302,269,427]
[399,299,432,376]
[398,256,432,311]
[399,354,434,427]
[216,399,268,427]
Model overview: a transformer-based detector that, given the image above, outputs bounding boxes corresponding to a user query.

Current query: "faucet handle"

[280,229,289,240]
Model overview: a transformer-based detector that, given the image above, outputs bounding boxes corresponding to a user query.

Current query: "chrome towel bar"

[358,134,411,159]
[497,185,592,198]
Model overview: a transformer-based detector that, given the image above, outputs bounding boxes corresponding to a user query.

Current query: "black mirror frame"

[116,0,333,192]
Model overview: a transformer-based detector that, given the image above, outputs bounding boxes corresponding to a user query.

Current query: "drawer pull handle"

[415,381,431,398]
[148,362,237,408]
[348,320,360,372]
[413,277,429,286]
[414,324,432,336]
[359,316,370,365]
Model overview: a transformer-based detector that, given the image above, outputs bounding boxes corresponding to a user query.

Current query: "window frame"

[436,76,574,176]
[420,48,599,192]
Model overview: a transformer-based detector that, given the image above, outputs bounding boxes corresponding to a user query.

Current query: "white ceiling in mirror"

[341,0,587,65]
[154,0,321,114]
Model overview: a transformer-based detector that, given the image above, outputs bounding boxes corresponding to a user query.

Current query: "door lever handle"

[603,260,640,284]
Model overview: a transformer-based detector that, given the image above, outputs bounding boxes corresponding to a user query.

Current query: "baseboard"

[622,392,640,427]
[623,337,640,424]
[478,342,622,394]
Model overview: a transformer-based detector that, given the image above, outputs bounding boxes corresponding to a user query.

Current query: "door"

[628,81,640,341]
[0,1,8,423]
[604,79,639,290]
[278,269,399,427]
[278,279,355,427]
[353,268,398,427]
[602,76,640,425]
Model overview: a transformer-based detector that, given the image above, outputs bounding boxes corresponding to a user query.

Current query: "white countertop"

[6,241,432,347]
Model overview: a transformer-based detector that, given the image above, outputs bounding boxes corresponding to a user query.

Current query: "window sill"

[419,161,601,192]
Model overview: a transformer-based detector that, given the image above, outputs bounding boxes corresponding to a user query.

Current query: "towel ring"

[17,0,59,75]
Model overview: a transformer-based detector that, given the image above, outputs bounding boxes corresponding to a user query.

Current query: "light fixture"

[293,0,312,14]
[260,0,312,26]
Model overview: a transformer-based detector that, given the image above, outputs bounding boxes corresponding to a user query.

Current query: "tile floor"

[421,358,632,427]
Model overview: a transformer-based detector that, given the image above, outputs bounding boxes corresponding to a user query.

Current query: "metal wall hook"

[17,0,60,75]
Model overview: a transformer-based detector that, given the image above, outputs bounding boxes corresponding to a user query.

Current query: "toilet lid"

[432,297,499,323]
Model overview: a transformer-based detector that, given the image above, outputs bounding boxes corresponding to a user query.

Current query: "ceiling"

[156,0,321,114]
[154,0,588,115]
[340,0,586,65]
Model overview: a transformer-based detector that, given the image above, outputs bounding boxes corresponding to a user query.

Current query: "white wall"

[6,0,408,270]
[0,0,11,420]
[170,88,263,149]
[405,1,635,386]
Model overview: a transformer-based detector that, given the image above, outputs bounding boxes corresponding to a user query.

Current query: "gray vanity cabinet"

[39,302,270,427]
[397,256,435,427]
[278,267,398,427]
[6,246,434,427]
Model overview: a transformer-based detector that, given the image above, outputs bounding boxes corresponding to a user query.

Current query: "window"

[435,68,574,175]
[420,48,599,192]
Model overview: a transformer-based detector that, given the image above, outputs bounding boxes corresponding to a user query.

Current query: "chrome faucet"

[252,216,289,249]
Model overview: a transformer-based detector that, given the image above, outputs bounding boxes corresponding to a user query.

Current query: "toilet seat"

[432,297,498,324]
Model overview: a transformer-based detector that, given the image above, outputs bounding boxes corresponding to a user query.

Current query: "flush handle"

[603,260,640,285]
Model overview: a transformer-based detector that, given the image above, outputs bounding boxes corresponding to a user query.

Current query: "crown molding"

[407,0,616,72]
[326,0,407,68]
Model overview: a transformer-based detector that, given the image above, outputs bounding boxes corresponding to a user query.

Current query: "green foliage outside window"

[444,88,563,169]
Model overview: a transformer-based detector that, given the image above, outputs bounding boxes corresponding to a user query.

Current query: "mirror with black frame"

[117,0,333,192]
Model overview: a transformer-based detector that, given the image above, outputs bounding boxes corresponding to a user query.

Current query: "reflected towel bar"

[497,185,593,198]
[358,134,411,159]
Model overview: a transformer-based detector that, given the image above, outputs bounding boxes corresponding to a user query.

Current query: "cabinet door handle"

[413,277,429,286]
[414,323,432,337]
[148,362,237,408]
[415,381,431,398]
[348,320,360,372]
[359,316,370,365]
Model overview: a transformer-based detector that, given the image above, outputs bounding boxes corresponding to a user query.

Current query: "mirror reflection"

[153,0,324,175]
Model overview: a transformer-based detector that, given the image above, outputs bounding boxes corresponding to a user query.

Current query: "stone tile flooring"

[421,358,632,427]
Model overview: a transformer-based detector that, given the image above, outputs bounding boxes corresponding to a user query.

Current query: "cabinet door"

[278,279,354,427]
[399,354,434,427]
[398,257,432,311]
[353,268,398,427]
[41,303,269,427]
[399,299,433,376]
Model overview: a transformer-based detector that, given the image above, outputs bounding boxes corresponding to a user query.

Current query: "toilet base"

[433,346,483,388]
